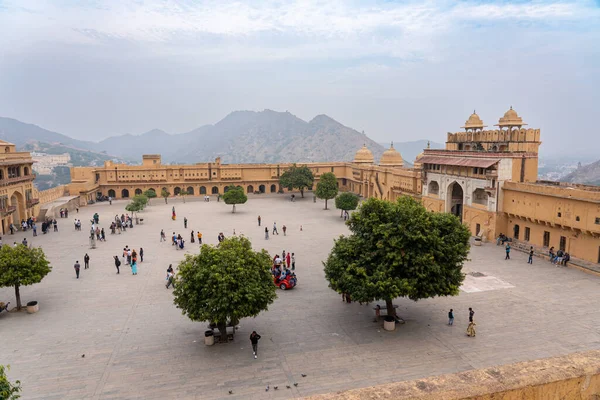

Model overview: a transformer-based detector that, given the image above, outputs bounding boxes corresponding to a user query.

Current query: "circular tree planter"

[473,237,482,246]
[204,330,215,346]
[26,301,39,314]
[383,316,395,331]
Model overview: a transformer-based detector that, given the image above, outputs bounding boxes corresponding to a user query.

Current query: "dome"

[353,144,374,164]
[379,142,404,167]
[495,106,527,127]
[461,111,486,130]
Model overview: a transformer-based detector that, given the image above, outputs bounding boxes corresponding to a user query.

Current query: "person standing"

[32,223,37,236]
[448,309,454,325]
[282,225,287,236]
[114,255,121,274]
[184,217,188,229]
[53,219,58,232]
[84,253,90,269]
[273,222,278,235]
[127,248,132,265]
[74,260,81,279]
[469,307,474,322]
[528,246,534,264]
[250,331,261,359]
[131,250,138,275]
[197,231,202,244]
[505,243,511,260]
[286,252,291,269]
[139,247,144,262]
[265,227,269,240]
[190,231,195,243]
[166,264,175,289]
[467,320,477,337]
[258,215,261,227]
[291,253,295,270]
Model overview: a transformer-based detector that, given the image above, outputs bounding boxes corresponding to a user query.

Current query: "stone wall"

[37,185,68,205]
[304,350,600,400]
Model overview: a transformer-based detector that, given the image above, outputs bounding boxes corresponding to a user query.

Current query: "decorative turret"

[353,144,374,164]
[461,111,486,131]
[379,142,404,167]
[495,106,527,128]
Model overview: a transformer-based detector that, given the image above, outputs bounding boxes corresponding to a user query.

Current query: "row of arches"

[106,184,280,199]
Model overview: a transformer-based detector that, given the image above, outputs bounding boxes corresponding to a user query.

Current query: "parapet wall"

[305,350,600,400]
[37,185,68,205]
[447,128,540,144]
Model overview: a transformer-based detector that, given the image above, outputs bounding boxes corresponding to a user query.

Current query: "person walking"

[184,217,188,229]
[282,225,287,236]
[114,255,121,274]
[74,260,81,279]
[466,320,477,337]
[166,264,175,289]
[272,222,278,235]
[257,215,261,227]
[291,253,295,270]
[505,243,511,260]
[528,246,534,264]
[448,309,454,325]
[160,229,166,242]
[250,331,261,359]
[84,253,90,269]
[265,227,269,240]
[469,307,474,322]
[139,247,144,262]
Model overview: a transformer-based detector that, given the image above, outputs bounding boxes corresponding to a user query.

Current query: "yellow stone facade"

[0,140,38,235]
[68,108,600,264]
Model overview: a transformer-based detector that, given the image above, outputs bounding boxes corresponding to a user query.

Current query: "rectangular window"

[331,167,334,172]
[524,227,530,241]
[473,167,478,174]
[596,217,600,225]
[476,223,481,236]
[543,231,550,247]
[560,236,566,252]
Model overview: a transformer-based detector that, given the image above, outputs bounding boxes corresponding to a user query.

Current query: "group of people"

[549,246,570,266]
[262,219,288,239]
[58,207,75,218]
[112,245,143,275]
[271,250,296,281]
[448,307,477,337]
[498,234,571,267]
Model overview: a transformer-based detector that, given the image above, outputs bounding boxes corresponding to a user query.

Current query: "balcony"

[0,205,16,216]
[0,175,34,187]
[27,198,40,208]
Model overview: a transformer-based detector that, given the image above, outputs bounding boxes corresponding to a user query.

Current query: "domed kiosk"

[461,111,486,131]
[379,142,404,168]
[495,106,527,129]
[353,144,374,164]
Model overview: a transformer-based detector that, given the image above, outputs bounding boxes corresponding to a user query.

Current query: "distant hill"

[563,160,600,186]
[96,110,386,163]
[21,141,125,167]
[379,140,444,164]
[0,117,94,150]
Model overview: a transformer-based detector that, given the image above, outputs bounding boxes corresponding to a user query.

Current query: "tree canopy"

[0,365,21,400]
[335,192,359,217]
[315,172,338,210]
[324,196,470,318]
[143,189,157,203]
[161,188,170,204]
[0,245,52,310]
[172,236,276,341]
[222,185,248,213]
[279,164,314,198]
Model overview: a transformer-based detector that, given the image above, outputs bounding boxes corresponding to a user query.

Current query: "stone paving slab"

[1,195,600,399]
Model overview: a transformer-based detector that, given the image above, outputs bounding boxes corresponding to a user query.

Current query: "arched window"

[247,185,254,193]
[224,186,230,193]
[187,186,194,195]
[148,188,156,194]
[211,186,219,194]
[174,187,181,196]
[428,181,439,195]
[472,188,488,205]
[513,224,520,240]
[108,189,116,198]
[121,189,129,198]
[135,188,143,195]
[200,186,207,194]
[270,184,277,193]
[259,185,265,193]
[23,167,29,176]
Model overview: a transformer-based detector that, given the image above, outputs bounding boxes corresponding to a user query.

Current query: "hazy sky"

[1,0,599,156]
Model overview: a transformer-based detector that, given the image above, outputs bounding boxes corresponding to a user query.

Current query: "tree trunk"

[15,284,21,310]
[217,321,228,343]
[183,196,185,203]
[324,199,328,210]
[340,209,343,217]
[300,189,304,198]
[164,198,168,204]
[385,298,396,318]
[232,204,236,213]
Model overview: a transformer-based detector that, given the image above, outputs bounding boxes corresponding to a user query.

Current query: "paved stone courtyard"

[1,194,600,400]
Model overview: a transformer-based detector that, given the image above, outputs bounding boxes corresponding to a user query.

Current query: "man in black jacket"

[250,331,261,359]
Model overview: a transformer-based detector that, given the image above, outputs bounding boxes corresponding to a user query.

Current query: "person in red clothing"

[286,252,291,269]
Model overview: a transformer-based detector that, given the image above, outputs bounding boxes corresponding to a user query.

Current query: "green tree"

[315,172,338,210]
[179,188,188,203]
[173,236,276,342]
[222,185,248,213]
[335,192,359,218]
[324,196,470,318]
[279,164,314,198]
[0,245,52,310]
[125,197,145,219]
[132,194,148,209]
[161,188,170,204]
[143,189,157,204]
[0,365,22,400]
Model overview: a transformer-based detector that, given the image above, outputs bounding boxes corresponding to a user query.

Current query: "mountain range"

[0,110,445,166]
[563,160,600,186]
